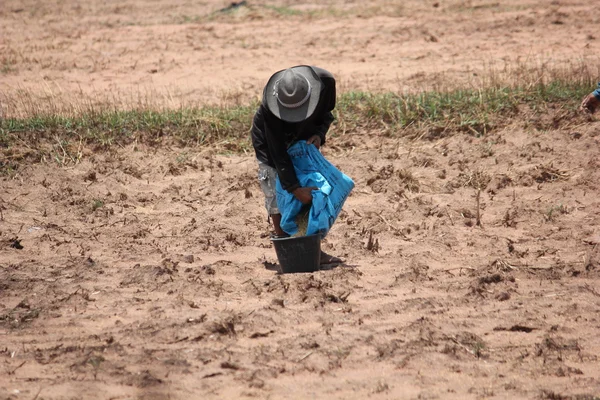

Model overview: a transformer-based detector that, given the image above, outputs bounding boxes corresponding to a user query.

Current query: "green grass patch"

[92,199,105,212]
[263,5,303,16]
[335,78,592,135]
[0,78,595,171]
[2,104,257,148]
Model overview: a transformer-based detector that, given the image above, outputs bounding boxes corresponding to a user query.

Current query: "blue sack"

[276,141,354,238]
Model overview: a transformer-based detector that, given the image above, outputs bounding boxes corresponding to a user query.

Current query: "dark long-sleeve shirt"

[251,66,336,193]
[594,82,600,100]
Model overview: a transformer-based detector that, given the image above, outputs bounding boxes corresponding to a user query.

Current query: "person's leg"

[320,248,343,265]
[258,161,287,237]
[270,213,286,237]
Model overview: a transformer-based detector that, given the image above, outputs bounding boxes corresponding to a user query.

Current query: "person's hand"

[306,135,322,149]
[292,186,317,205]
[581,93,600,114]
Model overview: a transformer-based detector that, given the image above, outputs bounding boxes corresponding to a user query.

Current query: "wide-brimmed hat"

[263,65,322,123]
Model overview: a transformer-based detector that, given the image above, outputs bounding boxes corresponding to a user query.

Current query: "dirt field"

[2,1,600,399]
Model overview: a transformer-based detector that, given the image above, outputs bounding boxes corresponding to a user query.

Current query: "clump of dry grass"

[397,168,420,193]
[531,163,571,183]
[453,168,491,190]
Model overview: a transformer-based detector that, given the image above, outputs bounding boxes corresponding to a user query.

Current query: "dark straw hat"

[264,65,322,123]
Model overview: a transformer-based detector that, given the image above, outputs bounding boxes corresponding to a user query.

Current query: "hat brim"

[264,66,322,123]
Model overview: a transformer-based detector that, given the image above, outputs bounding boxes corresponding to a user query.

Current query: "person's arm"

[262,107,301,193]
[263,108,317,204]
[312,111,334,146]
[251,106,269,163]
[307,72,337,147]
[581,82,600,113]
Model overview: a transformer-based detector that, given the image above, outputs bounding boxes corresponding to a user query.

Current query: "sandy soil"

[2,1,600,399]
[1,0,599,114]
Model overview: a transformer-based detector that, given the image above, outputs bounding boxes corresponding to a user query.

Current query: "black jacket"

[251,66,336,193]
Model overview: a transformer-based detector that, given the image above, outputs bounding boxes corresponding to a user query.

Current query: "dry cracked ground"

[2,0,600,399]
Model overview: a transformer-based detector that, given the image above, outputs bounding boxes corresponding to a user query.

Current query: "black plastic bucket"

[271,234,321,274]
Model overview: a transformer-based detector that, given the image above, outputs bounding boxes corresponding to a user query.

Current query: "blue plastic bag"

[275,141,354,238]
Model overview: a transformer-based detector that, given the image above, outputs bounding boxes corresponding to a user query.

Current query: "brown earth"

[2,1,600,399]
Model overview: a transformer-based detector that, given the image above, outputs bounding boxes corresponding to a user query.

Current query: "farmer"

[581,82,600,113]
[251,65,342,266]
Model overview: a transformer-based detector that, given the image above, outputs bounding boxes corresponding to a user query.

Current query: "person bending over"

[251,65,342,265]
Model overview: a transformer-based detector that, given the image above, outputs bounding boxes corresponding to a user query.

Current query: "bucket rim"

[270,233,322,242]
